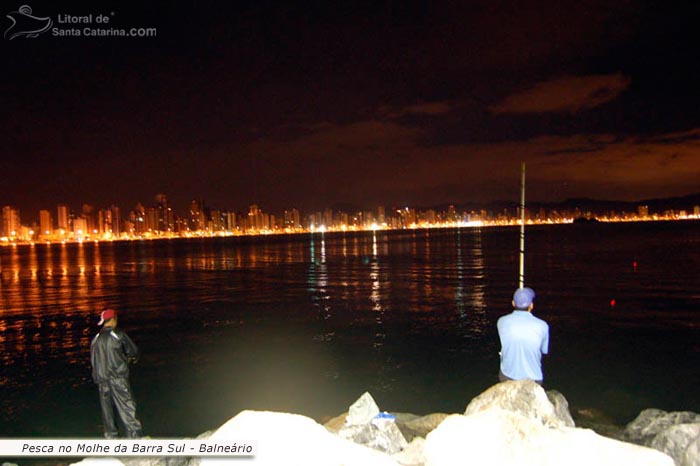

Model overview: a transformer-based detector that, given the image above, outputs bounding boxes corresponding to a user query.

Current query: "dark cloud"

[211,118,700,209]
[490,74,631,115]
[383,101,453,118]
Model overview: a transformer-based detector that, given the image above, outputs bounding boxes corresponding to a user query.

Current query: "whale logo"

[5,5,52,40]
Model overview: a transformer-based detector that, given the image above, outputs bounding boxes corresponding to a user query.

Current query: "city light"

[1,197,699,245]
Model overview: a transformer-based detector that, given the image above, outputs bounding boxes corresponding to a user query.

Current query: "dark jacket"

[90,326,139,384]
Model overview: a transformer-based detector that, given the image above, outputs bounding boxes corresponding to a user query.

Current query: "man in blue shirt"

[497,287,549,384]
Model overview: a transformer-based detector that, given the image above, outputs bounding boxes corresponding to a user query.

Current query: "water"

[1,221,699,439]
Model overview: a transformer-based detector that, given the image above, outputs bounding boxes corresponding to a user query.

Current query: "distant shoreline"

[2,216,699,248]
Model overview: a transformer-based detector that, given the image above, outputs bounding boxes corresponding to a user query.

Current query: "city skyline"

[3,1,700,214]
[2,188,699,243]
[4,183,700,221]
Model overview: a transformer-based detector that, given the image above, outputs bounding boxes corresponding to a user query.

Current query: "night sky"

[3,0,700,218]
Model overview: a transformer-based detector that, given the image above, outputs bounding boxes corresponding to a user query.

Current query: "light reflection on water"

[0,223,699,437]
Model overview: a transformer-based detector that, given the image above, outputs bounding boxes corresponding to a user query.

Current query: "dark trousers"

[499,370,543,386]
[98,377,143,438]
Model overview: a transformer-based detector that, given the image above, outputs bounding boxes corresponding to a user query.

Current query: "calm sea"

[1,221,699,438]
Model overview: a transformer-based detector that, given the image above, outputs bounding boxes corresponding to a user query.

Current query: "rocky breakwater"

[619,408,700,466]
[71,380,689,466]
[423,380,673,466]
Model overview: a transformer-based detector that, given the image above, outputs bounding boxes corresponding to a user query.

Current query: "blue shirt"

[497,310,549,382]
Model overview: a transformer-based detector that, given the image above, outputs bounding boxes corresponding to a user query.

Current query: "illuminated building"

[339,211,349,227]
[2,205,21,238]
[284,208,301,229]
[154,194,174,232]
[324,208,333,228]
[189,199,206,231]
[448,205,457,222]
[638,205,649,217]
[122,219,135,235]
[307,212,319,230]
[98,209,113,236]
[174,215,187,234]
[57,204,70,231]
[73,217,87,239]
[225,211,237,231]
[210,209,225,232]
[396,207,416,227]
[362,211,375,228]
[98,209,107,234]
[131,203,146,234]
[146,207,159,232]
[248,204,268,231]
[39,209,53,239]
[82,204,96,234]
[110,205,121,236]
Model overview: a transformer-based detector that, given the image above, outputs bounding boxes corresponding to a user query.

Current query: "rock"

[546,389,576,427]
[122,457,190,466]
[649,423,700,466]
[622,409,700,445]
[199,410,399,466]
[71,457,191,466]
[396,413,450,442]
[195,430,214,440]
[572,407,624,439]
[392,437,426,466]
[623,409,669,443]
[324,410,447,443]
[323,412,348,434]
[339,415,408,455]
[424,410,675,466]
[335,392,408,454]
[346,392,381,426]
[620,409,700,466]
[391,413,421,424]
[682,435,700,466]
[70,460,125,466]
[464,380,574,428]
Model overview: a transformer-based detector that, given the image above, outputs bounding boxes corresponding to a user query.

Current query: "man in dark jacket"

[90,309,143,438]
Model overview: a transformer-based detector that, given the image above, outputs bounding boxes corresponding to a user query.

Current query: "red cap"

[98,309,117,325]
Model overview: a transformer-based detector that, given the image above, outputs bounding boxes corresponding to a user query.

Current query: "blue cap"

[513,287,536,309]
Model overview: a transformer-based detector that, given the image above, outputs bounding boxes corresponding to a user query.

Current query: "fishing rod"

[519,162,525,289]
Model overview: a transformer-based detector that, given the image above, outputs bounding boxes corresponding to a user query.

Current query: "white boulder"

[392,437,426,466]
[199,410,399,466]
[346,392,381,426]
[69,459,125,466]
[465,380,574,428]
[424,409,674,466]
[623,409,700,445]
[650,423,700,466]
